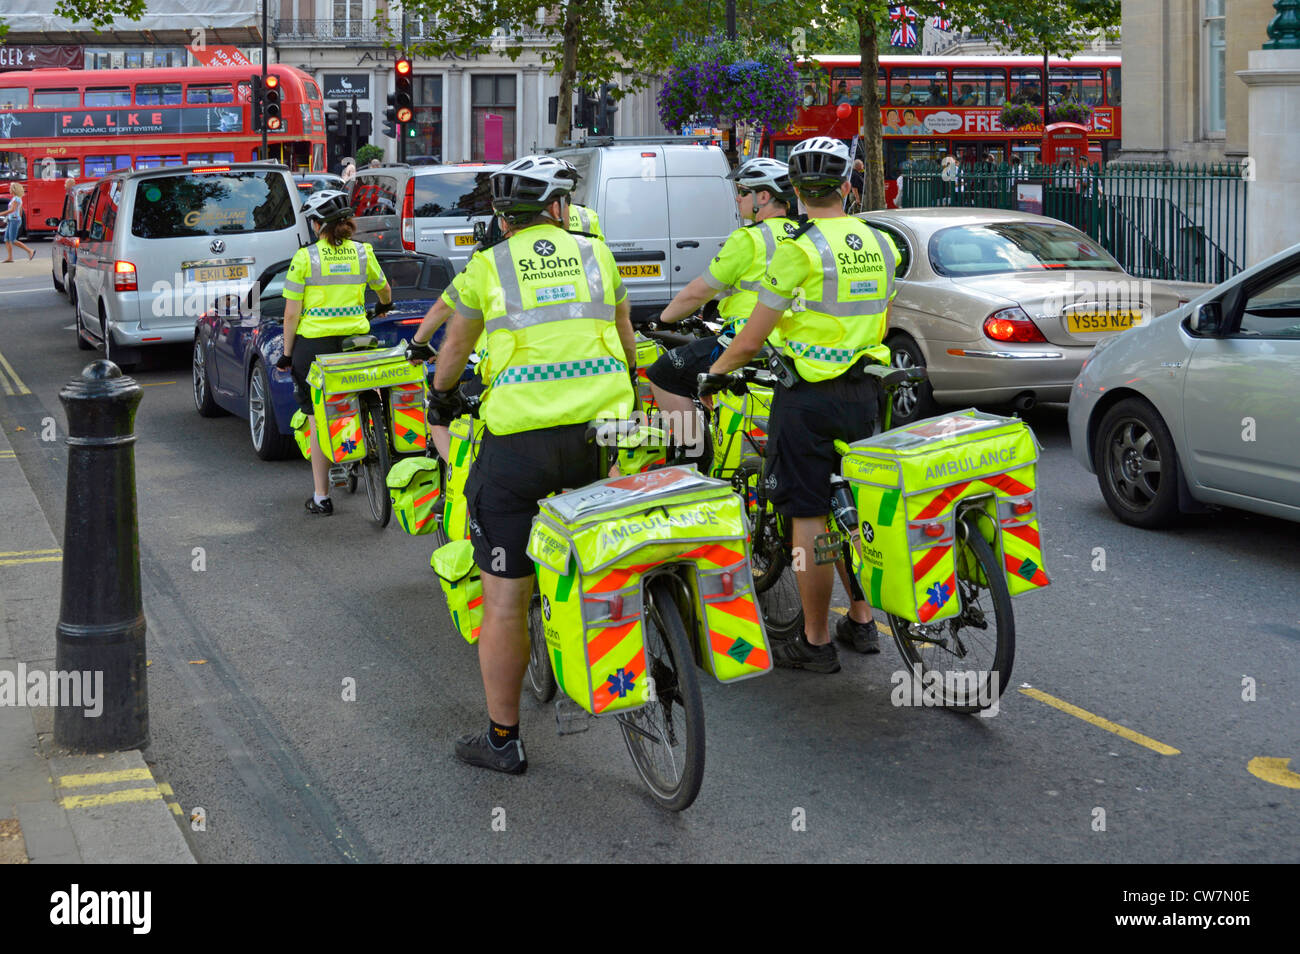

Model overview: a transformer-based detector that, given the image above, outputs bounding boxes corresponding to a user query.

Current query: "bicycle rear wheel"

[526,592,556,703]
[616,575,705,812]
[732,458,789,594]
[361,396,392,528]
[887,516,1014,713]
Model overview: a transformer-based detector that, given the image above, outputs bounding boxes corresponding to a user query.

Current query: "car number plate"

[1067,310,1142,334]
[182,258,254,284]
[618,264,662,279]
[453,234,477,246]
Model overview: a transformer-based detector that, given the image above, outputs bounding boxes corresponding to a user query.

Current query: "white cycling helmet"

[728,157,796,205]
[490,155,579,220]
[301,189,353,225]
[788,137,852,195]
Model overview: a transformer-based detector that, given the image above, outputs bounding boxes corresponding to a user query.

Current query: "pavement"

[0,255,195,863]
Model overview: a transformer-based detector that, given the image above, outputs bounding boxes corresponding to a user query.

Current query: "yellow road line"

[0,548,61,558]
[139,381,176,387]
[0,556,62,566]
[0,350,31,396]
[1247,757,1300,790]
[57,767,153,789]
[59,787,163,810]
[156,782,184,816]
[1019,687,1180,755]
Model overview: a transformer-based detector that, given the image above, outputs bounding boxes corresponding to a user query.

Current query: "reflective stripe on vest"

[484,237,612,334]
[494,356,626,385]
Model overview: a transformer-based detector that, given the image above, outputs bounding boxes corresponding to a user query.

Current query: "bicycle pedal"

[813,532,843,564]
[554,696,593,736]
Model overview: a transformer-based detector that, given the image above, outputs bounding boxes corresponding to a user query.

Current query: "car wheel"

[886,334,935,427]
[248,360,294,461]
[1093,398,1182,529]
[73,291,94,351]
[192,336,225,418]
[53,265,64,294]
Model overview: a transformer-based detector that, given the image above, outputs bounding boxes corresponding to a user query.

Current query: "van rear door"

[598,151,671,317]
[664,148,739,301]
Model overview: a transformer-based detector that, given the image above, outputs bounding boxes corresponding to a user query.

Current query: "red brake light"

[114,260,137,292]
[192,166,231,174]
[401,179,415,251]
[983,307,1047,344]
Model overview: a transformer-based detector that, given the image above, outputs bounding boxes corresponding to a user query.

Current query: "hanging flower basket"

[1049,101,1093,125]
[999,102,1043,131]
[656,35,799,135]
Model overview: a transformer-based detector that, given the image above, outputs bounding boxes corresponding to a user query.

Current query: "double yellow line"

[56,768,183,817]
[0,349,31,396]
[0,548,62,567]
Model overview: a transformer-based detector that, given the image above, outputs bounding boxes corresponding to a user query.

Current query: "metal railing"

[900,160,1248,284]
[274,18,387,41]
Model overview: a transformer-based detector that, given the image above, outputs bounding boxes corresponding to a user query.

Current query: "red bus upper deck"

[768,54,1121,206]
[0,63,327,235]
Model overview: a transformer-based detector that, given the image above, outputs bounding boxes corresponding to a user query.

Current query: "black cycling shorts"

[645,336,721,398]
[290,334,348,413]
[765,370,878,518]
[465,423,601,579]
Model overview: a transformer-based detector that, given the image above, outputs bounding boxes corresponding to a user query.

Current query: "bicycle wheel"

[526,592,556,703]
[361,396,392,528]
[887,516,1014,713]
[616,576,705,812]
[732,458,789,593]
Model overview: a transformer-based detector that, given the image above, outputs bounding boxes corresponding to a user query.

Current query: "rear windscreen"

[131,172,297,239]
[413,172,494,217]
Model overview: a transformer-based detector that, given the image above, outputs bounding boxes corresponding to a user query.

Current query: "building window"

[412,76,444,162]
[1204,0,1226,134]
[471,74,516,162]
[333,0,364,38]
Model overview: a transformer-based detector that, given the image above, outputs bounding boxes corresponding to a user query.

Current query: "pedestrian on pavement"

[369,158,381,169]
[340,157,356,183]
[3,183,35,262]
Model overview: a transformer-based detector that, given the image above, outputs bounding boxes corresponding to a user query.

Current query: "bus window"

[890,68,948,106]
[1011,140,1041,164]
[136,83,183,105]
[35,157,80,179]
[1010,70,1045,106]
[135,155,183,170]
[830,67,884,107]
[1049,69,1103,106]
[952,68,1006,107]
[0,88,29,109]
[186,153,235,165]
[884,139,946,179]
[85,155,133,178]
[186,84,234,104]
[1107,67,1121,106]
[35,89,81,108]
[86,87,132,107]
[0,152,28,181]
[305,78,323,102]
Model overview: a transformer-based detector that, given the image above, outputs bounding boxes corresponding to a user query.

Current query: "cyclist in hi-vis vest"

[278,190,392,516]
[567,202,604,241]
[406,155,636,774]
[700,136,901,673]
[647,157,801,457]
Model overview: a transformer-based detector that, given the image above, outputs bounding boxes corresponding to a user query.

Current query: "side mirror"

[1188,301,1224,336]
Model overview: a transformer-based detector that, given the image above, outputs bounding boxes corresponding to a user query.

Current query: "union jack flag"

[889,5,918,48]
[931,1,951,31]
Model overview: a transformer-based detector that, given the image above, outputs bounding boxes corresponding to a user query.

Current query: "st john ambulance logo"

[533,239,556,256]
[845,234,863,251]
[783,222,798,236]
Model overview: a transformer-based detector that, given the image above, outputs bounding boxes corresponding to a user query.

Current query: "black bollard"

[53,360,147,751]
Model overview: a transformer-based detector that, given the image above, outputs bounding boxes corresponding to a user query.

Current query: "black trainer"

[454,731,527,775]
[772,633,841,673]
[305,496,334,515]
[835,613,880,654]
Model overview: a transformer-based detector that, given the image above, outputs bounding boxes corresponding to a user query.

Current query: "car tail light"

[114,260,137,292]
[983,307,1047,343]
[73,237,80,248]
[401,179,415,251]
[192,166,231,174]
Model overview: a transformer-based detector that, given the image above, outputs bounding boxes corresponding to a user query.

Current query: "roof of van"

[109,162,293,182]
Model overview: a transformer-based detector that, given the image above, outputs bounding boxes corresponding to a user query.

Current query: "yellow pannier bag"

[710,383,772,479]
[634,333,665,410]
[527,466,770,716]
[442,414,486,542]
[289,410,311,461]
[431,539,483,644]
[841,409,1049,624]
[307,345,425,464]
[388,381,429,454]
[387,457,442,536]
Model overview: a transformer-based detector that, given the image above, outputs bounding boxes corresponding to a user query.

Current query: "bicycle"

[726,362,1016,712]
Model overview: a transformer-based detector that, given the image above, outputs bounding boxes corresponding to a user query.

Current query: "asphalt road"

[2,244,1297,863]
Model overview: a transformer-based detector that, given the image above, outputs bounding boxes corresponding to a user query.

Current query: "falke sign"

[0,106,244,139]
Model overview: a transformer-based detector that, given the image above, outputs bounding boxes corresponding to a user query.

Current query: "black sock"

[489,720,519,749]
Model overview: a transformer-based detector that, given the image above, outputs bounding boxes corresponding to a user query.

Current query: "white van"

[73,162,310,366]
[553,139,740,320]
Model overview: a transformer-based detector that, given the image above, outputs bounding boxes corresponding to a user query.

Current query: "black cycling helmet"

[490,155,579,222]
[788,137,852,197]
[302,189,353,225]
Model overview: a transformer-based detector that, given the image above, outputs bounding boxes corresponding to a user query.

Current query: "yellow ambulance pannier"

[387,457,442,536]
[442,413,486,542]
[526,466,771,716]
[841,410,1049,624]
[431,539,484,644]
[306,344,425,464]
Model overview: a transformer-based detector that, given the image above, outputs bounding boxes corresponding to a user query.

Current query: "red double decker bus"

[769,54,1121,207]
[0,64,327,237]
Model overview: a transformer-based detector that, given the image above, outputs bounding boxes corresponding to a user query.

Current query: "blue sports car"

[192,249,455,460]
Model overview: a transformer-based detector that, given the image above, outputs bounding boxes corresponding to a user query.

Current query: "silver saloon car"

[1069,242,1300,528]
[858,209,1185,425]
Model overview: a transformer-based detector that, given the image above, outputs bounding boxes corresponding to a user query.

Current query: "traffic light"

[327,99,347,138]
[597,84,618,136]
[393,58,414,124]
[263,73,282,131]
[382,111,397,139]
[250,74,264,131]
[583,90,599,134]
